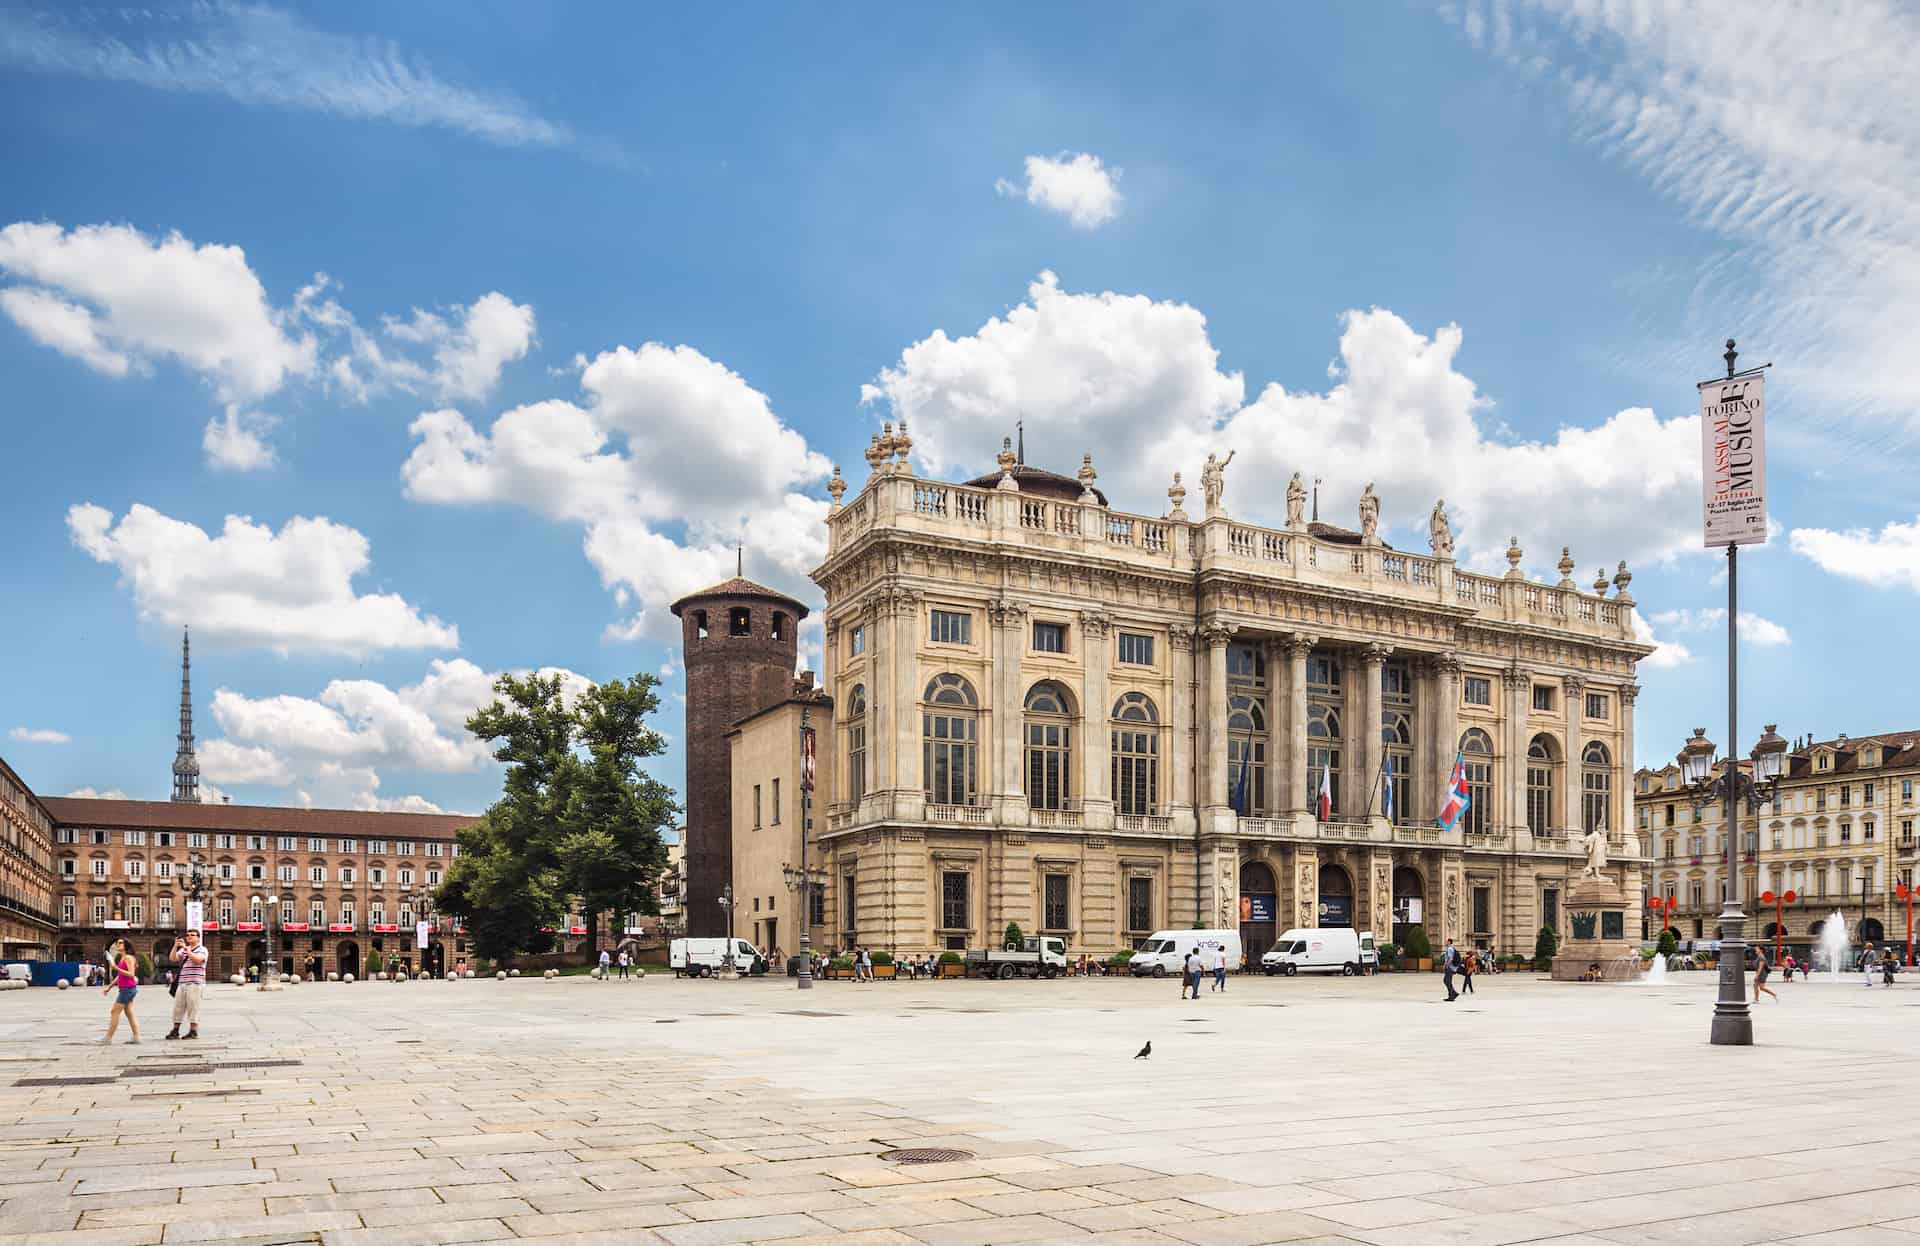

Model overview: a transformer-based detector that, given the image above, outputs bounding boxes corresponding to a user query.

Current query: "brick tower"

[671,573,806,937]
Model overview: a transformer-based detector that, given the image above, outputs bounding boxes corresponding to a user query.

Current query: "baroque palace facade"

[1638,729,1920,952]
[801,428,1654,959]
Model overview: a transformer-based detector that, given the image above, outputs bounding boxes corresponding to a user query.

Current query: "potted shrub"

[828,955,855,979]
[1402,925,1433,971]
[937,950,965,978]
[1106,949,1134,975]
[1376,943,1401,973]
[1534,925,1559,973]
[870,951,896,980]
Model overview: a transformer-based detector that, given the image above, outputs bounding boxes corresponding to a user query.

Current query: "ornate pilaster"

[1501,664,1529,834]
[1079,610,1114,824]
[1284,634,1314,815]
[1429,653,1461,820]
[987,598,1028,818]
[1353,644,1391,818]
[1201,618,1238,825]
[1563,673,1586,838]
[1169,625,1197,820]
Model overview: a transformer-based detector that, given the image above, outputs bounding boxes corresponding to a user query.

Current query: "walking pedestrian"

[1782,953,1796,983]
[1863,943,1879,988]
[597,947,612,980]
[1884,947,1899,986]
[1752,943,1776,1002]
[99,938,141,1044]
[1180,949,1198,999]
[1459,946,1476,995]
[1213,944,1228,993]
[617,949,631,980]
[164,928,208,1040]
[1441,938,1460,1002]
[859,946,873,983]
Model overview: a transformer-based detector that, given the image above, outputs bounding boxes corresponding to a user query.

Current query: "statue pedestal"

[1552,874,1640,982]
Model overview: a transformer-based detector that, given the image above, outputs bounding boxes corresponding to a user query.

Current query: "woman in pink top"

[99,937,141,1045]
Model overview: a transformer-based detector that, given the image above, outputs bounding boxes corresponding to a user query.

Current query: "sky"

[3,1,1918,815]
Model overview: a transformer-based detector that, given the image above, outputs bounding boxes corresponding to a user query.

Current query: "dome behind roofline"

[962,462,1108,506]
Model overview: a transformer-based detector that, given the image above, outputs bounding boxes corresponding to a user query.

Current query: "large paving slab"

[3,968,1919,1245]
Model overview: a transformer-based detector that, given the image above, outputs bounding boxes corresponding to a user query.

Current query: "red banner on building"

[235,922,264,932]
[372,923,399,933]
[327,923,355,933]
[568,925,587,935]
[281,922,311,932]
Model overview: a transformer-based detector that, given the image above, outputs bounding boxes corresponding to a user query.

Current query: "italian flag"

[1315,768,1333,821]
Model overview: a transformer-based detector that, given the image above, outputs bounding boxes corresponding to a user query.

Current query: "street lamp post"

[1674,723,1786,1045]
[1647,894,1677,934]
[718,884,736,979]
[250,892,281,991]
[795,706,820,990]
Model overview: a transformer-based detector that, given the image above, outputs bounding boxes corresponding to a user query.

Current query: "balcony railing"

[926,803,992,825]
[1116,813,1173,834]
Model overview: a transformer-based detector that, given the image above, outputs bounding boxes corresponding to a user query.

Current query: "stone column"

[1169,625,1197,829]
[1264,637,1286,818]
[1351,645,1390,818]
[1285,635,1313,814]
[1563,674,1586,835]
[1502,665,1529,836]
[1079,611,1114,826]
[893,592,924,819]
[872,597,899,798]
[1201,618,1237,828]
[1619,683,1640,843]
[1432,654,1460,826]
[987,599,1027,822]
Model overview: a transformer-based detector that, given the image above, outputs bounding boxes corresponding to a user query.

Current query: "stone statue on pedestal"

[1580,826,1609,878]
[1201,451,1235,516]
[1286,471,1307,530]
[1358,482,1380,543]
[1429,499,1453,557]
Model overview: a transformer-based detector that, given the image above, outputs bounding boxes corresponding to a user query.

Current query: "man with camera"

[164,928,209,1041]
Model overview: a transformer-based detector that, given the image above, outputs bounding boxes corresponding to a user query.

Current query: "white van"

[1260,928,1377,976]
[1128,930,1244,978]
[670,937,765,977]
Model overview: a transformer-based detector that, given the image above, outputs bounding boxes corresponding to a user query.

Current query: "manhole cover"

[878,1148,974,1165]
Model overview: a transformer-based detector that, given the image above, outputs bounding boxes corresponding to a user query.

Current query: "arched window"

[1526,735,1558,834]
[1111,693,1160,817]
[1459,729,1494,835]
[1227,694,1267,814]
[1582,740,1612,832]
[1024,682,1074,811]
[922,675,978,807]
[846,685,867,807]
[1383,711,1413,824]
[1308,704,1342,813]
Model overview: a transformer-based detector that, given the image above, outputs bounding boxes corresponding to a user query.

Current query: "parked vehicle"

[1260,928,1378,976]
[669,937,766,977]
[964,936,1069,979]
[1128,930,1243,979]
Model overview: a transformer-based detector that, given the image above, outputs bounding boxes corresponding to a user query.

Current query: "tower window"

[772,611,788,641]
[729,607,752,636]
[693,610,709,639]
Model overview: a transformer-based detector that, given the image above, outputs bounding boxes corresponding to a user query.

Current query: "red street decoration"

[1758,889,1798,963]
[1646,895,1678,932]
[1897,883,1919,968]
[281,922,311,932]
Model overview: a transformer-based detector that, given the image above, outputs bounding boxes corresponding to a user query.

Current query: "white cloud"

[201,657,591,811]
[1790,516,1920,593]
[1451,1,1920,452]
[1647,607,1791,648]
[62,786,129,800]
[8,726,70,744]
[404,341,831,641]
[0,222,536,469]
[1632,609,1694,670]
[864,272,1702,572]
[67,502,459,657]
[995,152,1124,228]
[0,4,576,150]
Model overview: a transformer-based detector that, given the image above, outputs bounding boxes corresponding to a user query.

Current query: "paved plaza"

[3,969,1920,1246]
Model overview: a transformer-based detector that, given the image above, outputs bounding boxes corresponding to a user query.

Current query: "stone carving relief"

[1445,872,1460,938]
[1078,610,1113,638]
[1217,857,1236,927]
[1169,624,1198,652]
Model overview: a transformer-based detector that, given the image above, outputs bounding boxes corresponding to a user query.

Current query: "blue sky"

[2,1,1916,813]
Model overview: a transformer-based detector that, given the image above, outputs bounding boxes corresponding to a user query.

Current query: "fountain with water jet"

[1817,911,1851,981]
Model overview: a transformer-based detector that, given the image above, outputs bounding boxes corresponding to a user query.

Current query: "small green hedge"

[1107,949,1135,966]
[938,950,962,964]
[828,956,854,970]
[870,951,892,966]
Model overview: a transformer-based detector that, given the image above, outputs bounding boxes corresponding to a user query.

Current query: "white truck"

[1127,929,1243,979]
[1260,928,1378,976]
[963,936,1069,979]
[669,937,766,978]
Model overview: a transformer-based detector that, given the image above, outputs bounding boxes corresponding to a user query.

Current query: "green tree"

[1534,924,1560,970]
[1003,921,1024,951]
[435,671,677,965]
[1656,927,1678,957]
[1401,924,1432,961]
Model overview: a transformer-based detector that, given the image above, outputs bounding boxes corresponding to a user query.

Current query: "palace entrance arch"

[1238,861,1279,962]
[1391,866,1426,944]
[1317,863,1355,928]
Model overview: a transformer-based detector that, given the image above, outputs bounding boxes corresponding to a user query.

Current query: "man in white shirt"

[598,948,611,980]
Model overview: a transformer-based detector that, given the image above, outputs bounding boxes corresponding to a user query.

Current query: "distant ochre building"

[1637,729,1920,952]
[728,428,1657,960]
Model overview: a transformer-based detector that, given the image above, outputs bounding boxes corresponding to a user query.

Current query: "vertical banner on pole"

[800,726,816,792]
[1699,371,1768,546]
[185,900,204,932]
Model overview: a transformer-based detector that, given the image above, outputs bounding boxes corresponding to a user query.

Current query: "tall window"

[1582,741,1613,832]
[842,870,858,936]
[929,609,971,645]
[940,870,969,932]
[846,685,867,807]
[1227,695,1268,814]
[1307,653,1342,812]
[1460,729,1493,835]
[1526,735,1557,833]
[90,897,107,926]
[1043,874,1070,930]
[1031,621,1067,653]
[771,777,781,825]
[1383,659,1415,824]
[1127,876,1153,932]
[923,675,979,806]
[1111,693,1160,816]
[1463,676,1491,706]
[849,624,865,656]
[1024,682,1074,810]
[1118,632,1154,665]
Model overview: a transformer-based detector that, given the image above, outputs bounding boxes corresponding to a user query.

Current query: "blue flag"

[1232,751,1250,815]
[1382,766,1394,821]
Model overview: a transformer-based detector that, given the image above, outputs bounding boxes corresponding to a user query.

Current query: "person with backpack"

[1441,938,1461,1002]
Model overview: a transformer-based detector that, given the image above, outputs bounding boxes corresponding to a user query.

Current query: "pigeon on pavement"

[1134,1041,1152,1059]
